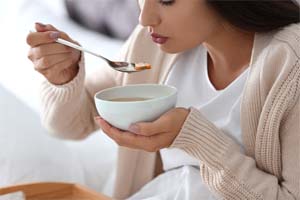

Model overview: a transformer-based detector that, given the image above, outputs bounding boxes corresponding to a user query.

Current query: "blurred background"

[0,0,139,196]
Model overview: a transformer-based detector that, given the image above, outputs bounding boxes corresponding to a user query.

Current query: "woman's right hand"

[26,23,81,85]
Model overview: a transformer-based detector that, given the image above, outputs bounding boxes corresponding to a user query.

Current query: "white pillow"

[0,85,85,186]
[0,85,117,196]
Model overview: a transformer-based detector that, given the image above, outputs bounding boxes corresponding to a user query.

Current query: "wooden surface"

[0,182,113,200]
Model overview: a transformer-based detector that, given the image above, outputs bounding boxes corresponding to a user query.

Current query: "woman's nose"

[139,0,161,27]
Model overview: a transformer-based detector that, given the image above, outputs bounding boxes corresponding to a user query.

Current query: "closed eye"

[159,0,175,6]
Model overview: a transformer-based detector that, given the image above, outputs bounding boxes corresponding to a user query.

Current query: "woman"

[26,0,300,199]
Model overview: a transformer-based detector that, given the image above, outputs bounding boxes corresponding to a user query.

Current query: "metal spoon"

[56,38,151,73]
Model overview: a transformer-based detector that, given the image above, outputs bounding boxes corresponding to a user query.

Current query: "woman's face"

[138,0,222,53]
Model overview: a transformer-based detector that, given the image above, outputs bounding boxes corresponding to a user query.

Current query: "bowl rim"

[94,84,177,104]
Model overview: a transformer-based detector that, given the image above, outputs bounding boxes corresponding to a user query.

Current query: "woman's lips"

[151,33,169,44]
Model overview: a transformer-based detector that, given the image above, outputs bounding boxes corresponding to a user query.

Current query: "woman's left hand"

[95,108,190,152]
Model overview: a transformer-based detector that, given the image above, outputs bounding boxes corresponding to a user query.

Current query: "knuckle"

[33,61,41,71]
[26,34,33,45]
[27,51,34,61]
[35,64,45,72]
[40,57,50,67]
[33,47,43,56]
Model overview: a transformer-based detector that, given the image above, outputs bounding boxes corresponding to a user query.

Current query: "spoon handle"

[56,38,107,61]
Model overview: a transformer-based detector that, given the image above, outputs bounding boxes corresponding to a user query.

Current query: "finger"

[35,22,59,32]
[35,23,79,45]
[95,117,145,149]
[129,115,171,136]
[34,53,72,71]
[26,31,60,47]
[95,117,124,142]
[28,43,72,61]
[35,23,78,44]
[28,27,77,48]
[95,118,163,151]
[109,126,163,152]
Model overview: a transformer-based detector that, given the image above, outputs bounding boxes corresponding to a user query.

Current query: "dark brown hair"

[207,0,300,32]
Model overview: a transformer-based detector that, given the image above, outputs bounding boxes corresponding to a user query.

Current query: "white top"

[161,45,249,171]
[128,45,249,200]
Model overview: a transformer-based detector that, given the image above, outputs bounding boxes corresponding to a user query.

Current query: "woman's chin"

[159,45,183,54]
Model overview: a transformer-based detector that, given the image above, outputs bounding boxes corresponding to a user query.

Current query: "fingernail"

[128,124,140,134]
[49,32,60,39]
[35,22,46,27]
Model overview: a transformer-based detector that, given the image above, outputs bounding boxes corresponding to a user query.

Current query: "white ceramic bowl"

[94,84,177,131]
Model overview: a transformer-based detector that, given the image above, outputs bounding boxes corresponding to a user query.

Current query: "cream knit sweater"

[40,23,300,199]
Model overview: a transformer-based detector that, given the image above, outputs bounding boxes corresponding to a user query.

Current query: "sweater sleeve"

[171,107,299,200]
[40,51,122,139]
[39,26,144,140]
[40,56,98,139]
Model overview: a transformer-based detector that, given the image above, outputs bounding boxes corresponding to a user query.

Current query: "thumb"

[35,22,58,32]
[34,22,78,44]
[129,116,170,136]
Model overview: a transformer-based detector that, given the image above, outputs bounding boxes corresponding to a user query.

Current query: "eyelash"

[159,0,174,6]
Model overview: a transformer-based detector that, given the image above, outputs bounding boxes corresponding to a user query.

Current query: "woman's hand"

[95,108,190,152]
[26,22,81,85]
